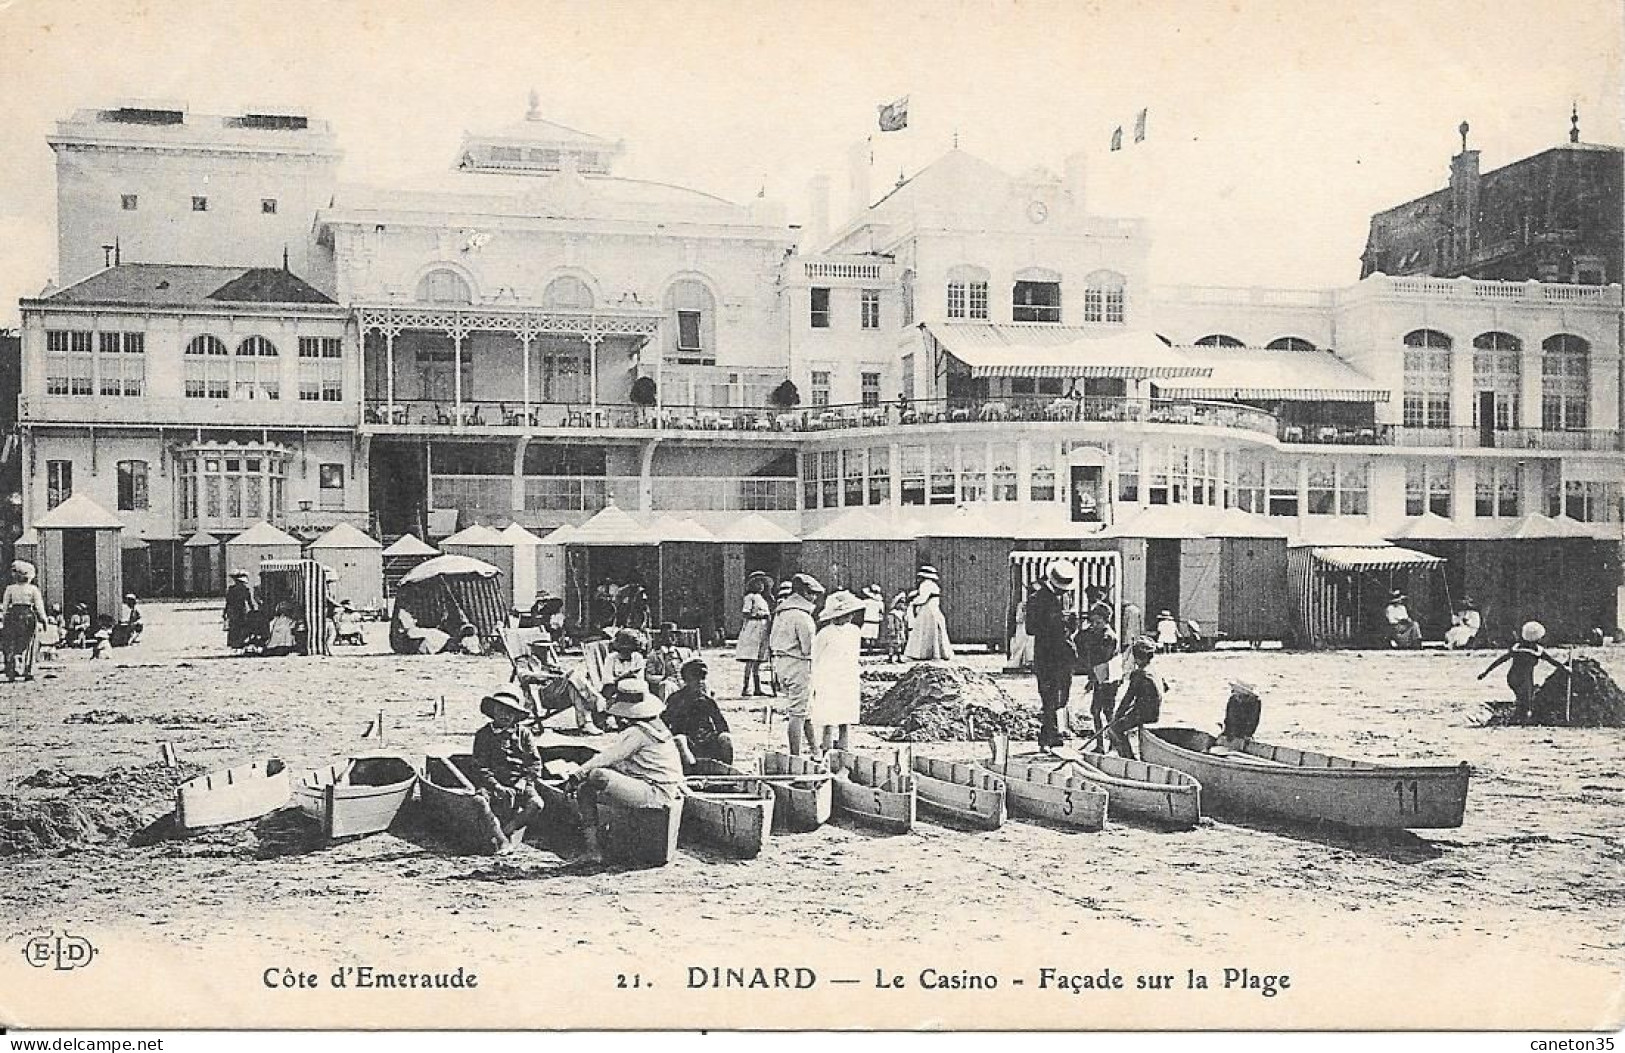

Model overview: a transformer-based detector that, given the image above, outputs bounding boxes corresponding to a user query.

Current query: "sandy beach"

[2,600,1621,1031]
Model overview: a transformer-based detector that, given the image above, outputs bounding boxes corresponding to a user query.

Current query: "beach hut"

[535,523,575,602]
[441,524,514,610]
[381,534,438,598]
[1209,509,1291,643]
[918,505,1017,648]
[225,522,301,584]
[1286,542,1447,649]
[652,516,722,635]
[564,505,659,630]
[391,554,508,651]
[120,531,152,599]
[309,522,385,612]
[798,510,916,599]
[33,493,124,623]
[182,531,224,596]
[716,514,800,637]
[497,522,543,612]
[257,558,332,656]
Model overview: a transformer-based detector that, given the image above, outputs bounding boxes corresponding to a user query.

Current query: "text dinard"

[263,966,478,990]
[687,966,1290,998]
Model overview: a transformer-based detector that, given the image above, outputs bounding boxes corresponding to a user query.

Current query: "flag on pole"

[1109,126,1123,151]
[877,95,909,133]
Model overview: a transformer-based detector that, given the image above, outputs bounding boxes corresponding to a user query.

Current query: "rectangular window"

[947,283,966,319]
[900,445,926,505]
[867,446,890,506]
[1117,444,1140,503]
[318,463,345,510]
[810,287,831,328]
[860,289,880,329]
[861,372,881,407]
[1030,443,1056,502]
[969,282,989,320]
[802,457,819,510]
[1012,281,1061,323]
[1338,462,1369,516]
[676,311,702,352]
[1105,288,1124,324]
[842,449,865,507]
[261,198,278,214]
[1307,463,1336,515]
[1234,459,1264,514]
[1170,445,1190,505]
[991,443,1017,501]
[46,460,72,509]
[298,336,344,402]
[1474,463,1520,518]
[1147,446,1169,505]
[960,444,986,503]
[121,193,138,211]
[820,451,839,509]
[1267,459,1299,517]
[929,445,956,505]
[192,195,209,212]
[811,370,831,407]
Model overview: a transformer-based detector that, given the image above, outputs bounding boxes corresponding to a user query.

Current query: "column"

[511,438,529,515]
[384,330,396,420]
[888,443,901,507]
[587,334,601,411]
[520,334,533,424]
[1518,343,1543,433]
[1450,345,1475,434]
[452,332,464,420]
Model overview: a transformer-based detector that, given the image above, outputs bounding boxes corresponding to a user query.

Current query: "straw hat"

[916,565,939,582]
[1129,636,1157,659]
[776,580,793,598]
[611,628,645,652]
[10,560,34,582]
[1157,610,1174,619]
[791,573,825,596]
[230,569,249,580]
[745,570,774,587]
[863,584,883,600]
[607,678,665,720]
[1389,589,1407,603]
[479,688,531,721]
[1045,561,1077,588]
[1521,621,1546,643]
[819,589,867,624]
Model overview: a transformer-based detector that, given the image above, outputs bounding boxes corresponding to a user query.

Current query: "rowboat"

[978,756,1108,831]
[826,749,916,834]
[418,753,506,854]
[175,758,291,831]
[292,753,419,841]
[1139,727,1470,830]
[910,754,1007,830]
[759,751,834,833]
[684,760,776,858]
[1069,748,1200,830]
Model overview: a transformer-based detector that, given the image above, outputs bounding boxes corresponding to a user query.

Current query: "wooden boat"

[759,751,834,833]
[978,756,1108,831]
[175,758,291,830]
[292,752,419,841]
[418,753,505,854]
[1140,727,1470,830]
[684,760,775,858]
[1069,747,1200,830]
[826,749,916,834]
[910,754,1007,830]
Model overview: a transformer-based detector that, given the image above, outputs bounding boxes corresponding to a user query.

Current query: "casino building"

[15,98,1624,645]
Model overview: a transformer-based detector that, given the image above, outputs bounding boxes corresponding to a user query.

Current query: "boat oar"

[683,772,837,788]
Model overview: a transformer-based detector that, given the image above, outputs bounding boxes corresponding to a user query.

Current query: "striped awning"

[925,323,1212,380]
[1155,346,1389,402]
[1311,545,1445,572]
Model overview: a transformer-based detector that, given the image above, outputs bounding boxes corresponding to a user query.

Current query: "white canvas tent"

[309,522,385,611]
[224,521,300,583]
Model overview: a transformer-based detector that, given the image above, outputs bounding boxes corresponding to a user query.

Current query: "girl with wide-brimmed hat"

[2,560,47,681]
[809,590,866,755]
[735,571,775,696]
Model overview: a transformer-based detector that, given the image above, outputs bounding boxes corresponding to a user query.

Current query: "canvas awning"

[715,513,799,544]
[569,504,659,546]
[381,534,438,557]
[924,323,1213,380]
[1311,546,1445,572]
[224,521,299,547]
[1156,346,1389,402]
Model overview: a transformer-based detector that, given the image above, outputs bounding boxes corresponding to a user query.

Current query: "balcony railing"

[650,477,798,511]
[1393,427,1623,452]
[178,508,377,539]
[426,474,797,514]
[1279,423,1394,446]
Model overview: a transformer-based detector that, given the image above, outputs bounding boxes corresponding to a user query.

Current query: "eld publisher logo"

[21,931,97,971]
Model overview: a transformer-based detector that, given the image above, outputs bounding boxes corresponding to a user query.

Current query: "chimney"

[1447,121,1480,266]
[1063,149,1088,208]
[848,139,872,221]
[807,174,831,249]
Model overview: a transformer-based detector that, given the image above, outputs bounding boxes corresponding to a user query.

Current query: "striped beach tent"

[392,554,508,648]
[1007,549,1122,665]
[1286,545,1446,649]
[258,558,332,656]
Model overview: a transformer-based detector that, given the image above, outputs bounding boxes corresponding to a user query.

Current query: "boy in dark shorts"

[1106,637,1162,759]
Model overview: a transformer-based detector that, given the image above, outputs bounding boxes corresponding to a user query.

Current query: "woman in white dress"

[809,590,866,754]
[734,571,774,696]
[859,585,884,652]
[904,565,955,661]
[1007,593,1034,670]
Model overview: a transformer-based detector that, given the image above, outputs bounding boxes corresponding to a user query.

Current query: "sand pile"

[862,661,1042,742]
[1,759,204,856]
[1483,656,1625,727]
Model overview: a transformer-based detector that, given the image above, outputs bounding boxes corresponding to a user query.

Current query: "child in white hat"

[1478,621,1567,722]
[810,590,866,755]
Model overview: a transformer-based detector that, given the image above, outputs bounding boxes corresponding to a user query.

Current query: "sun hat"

[791,573,825,596]
[1158,610,1174,619]
[612,627,645,652]
[230,569,250,580]
[776,580,793,598]
[916,565,939,581]
[746,569,774,585]
[480,688,532,721]
[1129,636,1157,659]
[864,584,884,600]
[1389,589,1406,602]
[819,589,867,624]
[1521,621,1546,643]
[124,593,138,603]
[1045,561,1077,588]
[607,678,665,720]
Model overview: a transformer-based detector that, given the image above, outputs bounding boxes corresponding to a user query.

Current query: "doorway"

[370,443,427,538]
[62,529,99,621]
[1144,538,1182,621]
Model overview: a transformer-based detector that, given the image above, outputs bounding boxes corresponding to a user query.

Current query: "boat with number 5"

[1139,727,1469,830]
[827,749,916,833]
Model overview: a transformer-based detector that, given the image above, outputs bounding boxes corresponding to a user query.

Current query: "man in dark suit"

[1028,561,1078,752]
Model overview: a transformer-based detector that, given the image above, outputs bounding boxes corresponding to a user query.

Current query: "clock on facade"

[1027,200,1049,224]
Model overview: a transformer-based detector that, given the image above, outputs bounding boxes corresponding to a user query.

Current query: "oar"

[683,772,837,788]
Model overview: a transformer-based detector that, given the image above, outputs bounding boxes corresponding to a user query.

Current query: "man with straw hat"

[770,573,823,755]
[1028,561,1077,752]
[810,589,866,755]
[570,678,685,863]
[470,687,548,850]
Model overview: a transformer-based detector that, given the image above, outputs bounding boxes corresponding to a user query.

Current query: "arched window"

[1194,334,1244,347]
[541,275,594,310]
[1403,329,1452,429]
[1542,334,1589,431]
[945,265,989,320]
[1083,270,1126,324]
[1266,336,1317,352]
[1012,266,1061,323]
[183,334,230,399]
[416,268,473,304]
[664,280,715,364]
[1472,331,1522,430]
[234,337,280,401]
